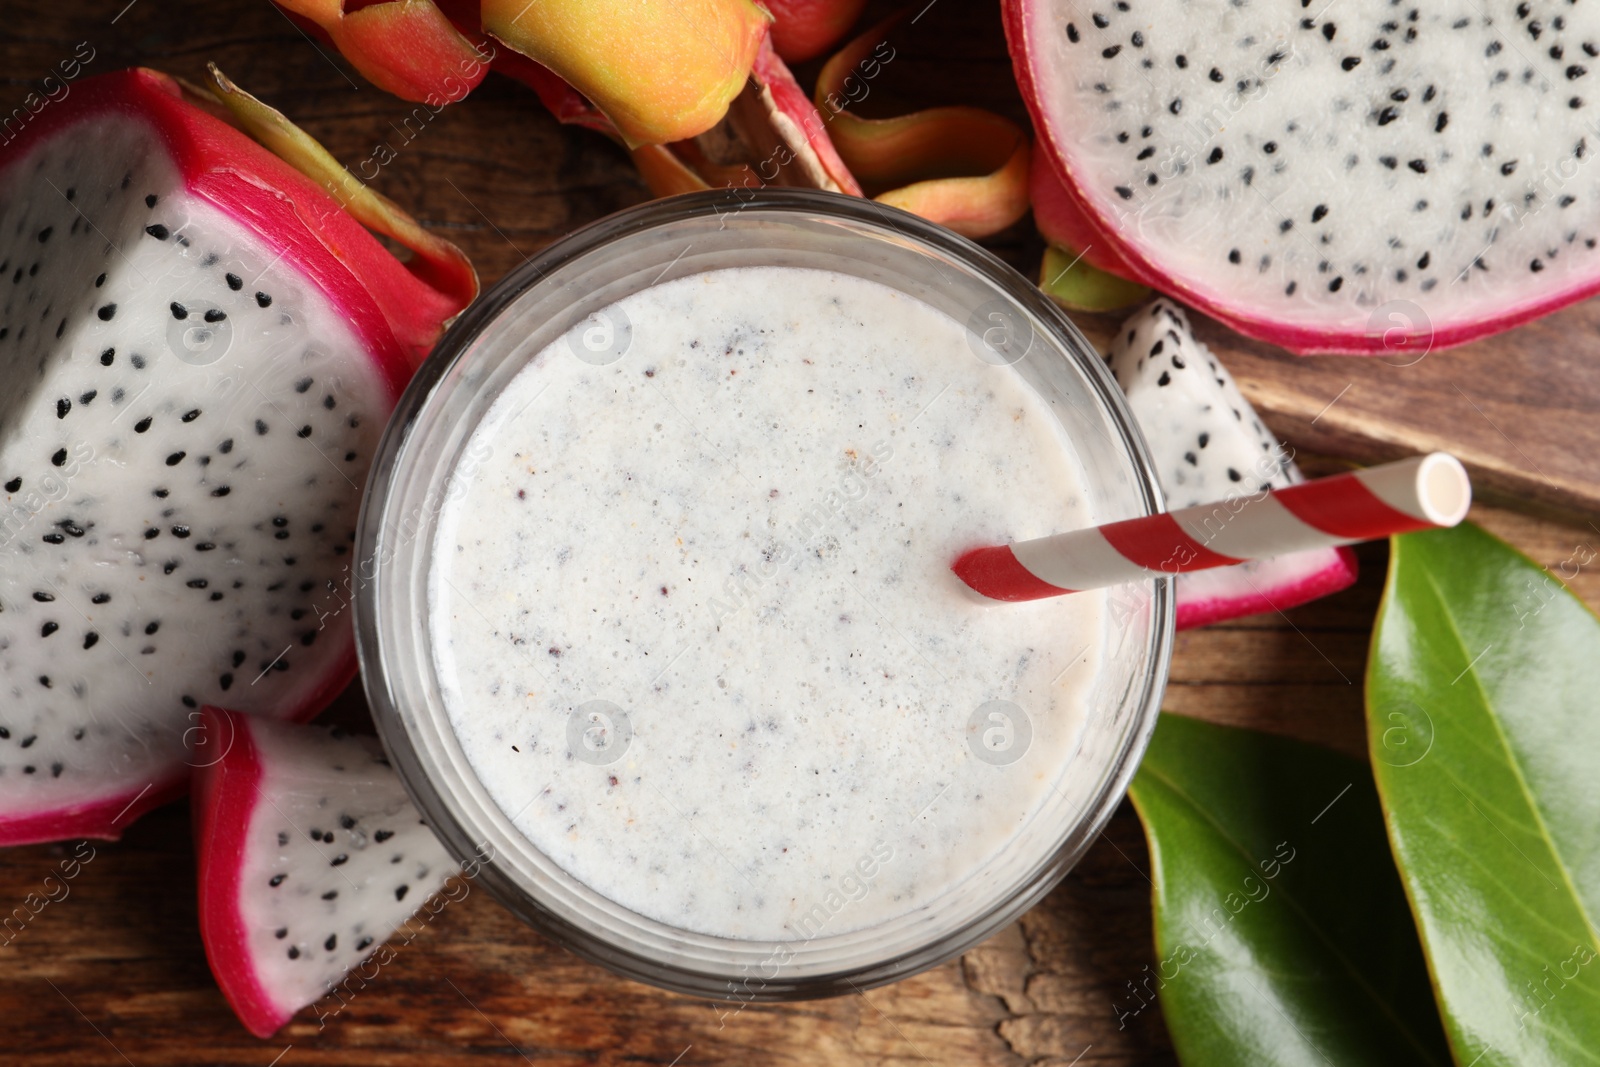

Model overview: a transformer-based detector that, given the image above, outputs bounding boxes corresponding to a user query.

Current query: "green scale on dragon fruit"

[1107,300,1358,628]
[193,707,456,1038]
[1006,0,1600,352]
[0,70,474,846]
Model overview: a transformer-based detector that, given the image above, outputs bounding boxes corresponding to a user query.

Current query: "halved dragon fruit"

[1108,300,1358,627]
[0,69,474,845]
[193,706,456,1037]
[1005,0,1600,353]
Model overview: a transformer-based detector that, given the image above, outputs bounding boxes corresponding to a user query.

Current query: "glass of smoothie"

[355,189,1172,999]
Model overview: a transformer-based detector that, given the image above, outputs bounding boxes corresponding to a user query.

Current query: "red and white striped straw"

[953,453,1471,603]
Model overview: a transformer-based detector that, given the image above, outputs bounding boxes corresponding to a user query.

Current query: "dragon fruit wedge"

[0,69,474,846]
[1005,0,1600,353]
[192,707,457,1038]
[1108,300,1359,627]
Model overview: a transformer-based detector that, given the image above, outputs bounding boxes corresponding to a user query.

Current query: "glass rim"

[353,187,1175,999]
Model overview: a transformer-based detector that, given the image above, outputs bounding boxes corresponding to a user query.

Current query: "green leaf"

[1368,523,1600,1065]
[1129,713,1452,1066]
[1038,242,1150,312]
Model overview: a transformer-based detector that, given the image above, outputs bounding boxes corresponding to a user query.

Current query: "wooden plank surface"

[1,2,1596,1064]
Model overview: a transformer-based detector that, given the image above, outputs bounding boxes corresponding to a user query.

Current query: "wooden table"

[3,2,1597,1063]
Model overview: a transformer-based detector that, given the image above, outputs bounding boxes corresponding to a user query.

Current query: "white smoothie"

[428,266,1105,941]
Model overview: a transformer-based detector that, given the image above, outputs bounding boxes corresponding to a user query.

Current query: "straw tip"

[1416,452,1472,527]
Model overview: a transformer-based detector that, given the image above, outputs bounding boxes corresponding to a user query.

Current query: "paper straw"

[953,453,1471,603]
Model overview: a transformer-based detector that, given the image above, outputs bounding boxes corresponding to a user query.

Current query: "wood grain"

[0,1,1596,1064]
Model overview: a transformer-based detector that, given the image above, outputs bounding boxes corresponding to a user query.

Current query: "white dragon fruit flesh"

[192,706,457,1037]
[0,70,473,845]
[1108,300,1358,627]
[1006,0,1600,352]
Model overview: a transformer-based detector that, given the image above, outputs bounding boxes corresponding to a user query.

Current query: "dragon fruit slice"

[193,707,456,1038]
[1005,0,1600,353]
[0,69,473,845]
[1108,300,1358,627]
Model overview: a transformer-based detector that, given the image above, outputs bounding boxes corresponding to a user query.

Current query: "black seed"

[1157,371,1171,386]
[1208,146,1224,164]
[169,302,187,320]
[165,451,185,466]
[1342,56,1360,70]
[1409,159,1428,173]
[1280,219,1293,232]
[330,854,348,867]
[1102,44,1122,58]
[83,632,98,649]
[42,533,63,544]
[1378,106,1399,126]
[204,308,226,323]
[1502,161,1518,176]
[1227,250,1240,266]
[255,292,272,307]
[3,478,16,492]
[97,304,117,322]
[1329,276,1344,291]
[220,673,232,691]
[1312,204,1329,222]
[100,348,114,366]
[92,593,109,604]
[134,417,152,433]
[36,227,51,243]
[1263,141,1278,154]
[1184,452,1198,466]
[1092,12,1108,27]
[131,354,145,369]
[374,830,393,843]
[41,622,58,637]
[1169,98,1182,114]
[232,650,246,668]
[1199,433,1210,448]
[1228,468,1242,482]
[51,448,66,467]
[395,885,409,901]
[1067,22,1079,42]
[196,542,215,551]
[56,398,70,419]
[1573,97,1586,109]
[1322,22,1336,40]
[356,936,373,951]
[1531,259,1545,272]
[38,677,49,688]
[270,874,286,887]
[323,890,339,901]
[296,425,312,439]
[145,224,169,240]
[255,419,268,435]
[275,927,288,939]
[1175,54,1188,68]
[1380,156,1399,169]
[187,579,208,589]
[325,934,338,951]
[287,946,300,960]
[164,561,179,575]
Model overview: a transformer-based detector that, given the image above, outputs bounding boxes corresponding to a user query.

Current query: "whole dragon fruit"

[1006,0,1600,353]
[0,68,474,845]
[1108,300,1359,626]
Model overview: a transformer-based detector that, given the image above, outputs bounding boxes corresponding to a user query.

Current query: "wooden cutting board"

[0,2,1596,1066]
[1072,305,1600,521]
